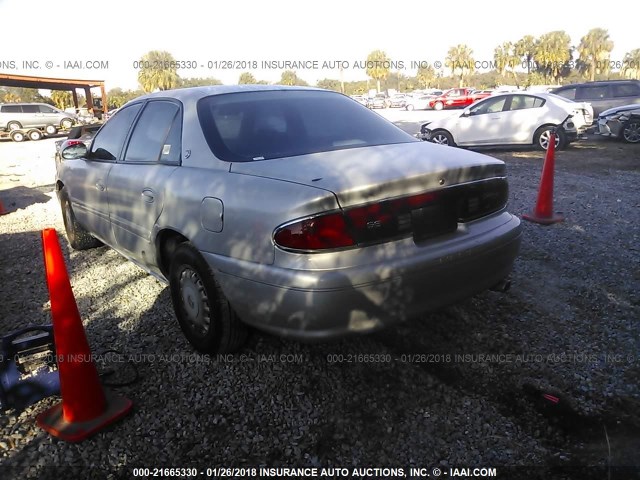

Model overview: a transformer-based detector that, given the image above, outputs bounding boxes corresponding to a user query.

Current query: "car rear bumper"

[205,212,522,340]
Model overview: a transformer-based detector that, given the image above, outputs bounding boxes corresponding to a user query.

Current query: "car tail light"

[273,178,508,252]
[273,213,355,251]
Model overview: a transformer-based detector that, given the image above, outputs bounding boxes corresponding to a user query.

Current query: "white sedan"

[418,92,593,150]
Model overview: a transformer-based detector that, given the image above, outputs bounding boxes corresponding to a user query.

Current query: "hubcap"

[179,267,211,336]
[432,134,449,145]
[539,130,560,150]
[8,124,19,131]
[623,122,640,143]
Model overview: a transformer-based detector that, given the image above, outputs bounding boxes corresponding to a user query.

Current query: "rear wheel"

[27,129,42,141]
[534,126,566,151]
[10,130,25,142]
[169,242,248,353]
[60,190,103,250]
[433,101,444,111]
[406,104,414,111]
[622,119,640,143]
[45,125,58,135]
[7,121,22,131]
[430,130,455,146]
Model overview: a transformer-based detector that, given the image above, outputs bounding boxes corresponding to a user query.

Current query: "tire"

[60,118,74,130]
[27,129,42,141]
[406,104,414,111]
[7,121,22,131]
[534,126,566,151]
[169,242,248,353]
[45,125,58,135]
[434,101,444,111]
[622,119,640,143]
[430,130,455,146]
[60,191,103,250]
[10,130,25,142]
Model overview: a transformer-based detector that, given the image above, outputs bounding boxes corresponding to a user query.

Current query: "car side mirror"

[61,143,88,160]
[461,110,471,117]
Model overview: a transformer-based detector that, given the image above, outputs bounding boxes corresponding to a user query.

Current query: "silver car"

[56,85,522,353]
[0,103,76,132]
[597,104,640,143]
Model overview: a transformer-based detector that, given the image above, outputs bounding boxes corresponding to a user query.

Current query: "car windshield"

[197,90,415,161]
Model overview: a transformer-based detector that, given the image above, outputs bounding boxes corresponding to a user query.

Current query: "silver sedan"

[56,85,522,353]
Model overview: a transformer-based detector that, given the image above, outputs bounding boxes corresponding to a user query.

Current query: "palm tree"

[365,50,391,93]
[534,31,572,83]
[445,44,474,87]
[416,64,435,88]
[51,90,73,109]
[2,92,20,103]
[494,42,513,79]
[577,28,614,81]
[623,49,640,79]
[137,50,180,93]
[515,35,537,74]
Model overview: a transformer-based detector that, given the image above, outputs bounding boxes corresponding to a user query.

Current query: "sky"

[0,0,638,92]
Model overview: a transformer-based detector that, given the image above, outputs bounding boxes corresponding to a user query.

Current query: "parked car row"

[418,92,593,150]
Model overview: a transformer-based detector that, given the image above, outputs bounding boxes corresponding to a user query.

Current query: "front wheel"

[61,118,74,130]
[622,119,640,143]
[169,243,248,353]
[534,126,566,151]
[430,130,455,146]
[60,191,103,250]
[406,104,414,111]
[45,125,58,135]
[433,101,444,111]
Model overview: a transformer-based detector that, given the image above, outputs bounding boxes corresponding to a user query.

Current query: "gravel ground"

[0,133,639,480]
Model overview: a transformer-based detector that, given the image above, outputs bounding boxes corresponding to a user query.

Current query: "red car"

[429,88,492,110]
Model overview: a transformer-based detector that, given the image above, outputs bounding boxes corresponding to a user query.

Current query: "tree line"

[1,28,639,107]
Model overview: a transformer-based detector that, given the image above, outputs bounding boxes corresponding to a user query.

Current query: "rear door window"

[124,101,181,163]
[576,86,610,100]
[21,105,40,113]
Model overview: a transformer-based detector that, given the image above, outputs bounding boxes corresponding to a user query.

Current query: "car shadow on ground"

[0,185,55,213]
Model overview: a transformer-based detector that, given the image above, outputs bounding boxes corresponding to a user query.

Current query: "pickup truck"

[428,88,492,110]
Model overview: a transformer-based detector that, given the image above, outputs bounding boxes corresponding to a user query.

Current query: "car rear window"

[197,90,416,162]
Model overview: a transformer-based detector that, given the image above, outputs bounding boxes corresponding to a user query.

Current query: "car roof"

[135,84,328,102]
[553,79,640,90]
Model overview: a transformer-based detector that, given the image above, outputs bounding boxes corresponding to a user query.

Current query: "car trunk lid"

[230,141,506,208]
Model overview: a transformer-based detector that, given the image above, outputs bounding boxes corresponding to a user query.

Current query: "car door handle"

[141,189,156,203]
[95,182,105,191]
[490,116,501,120]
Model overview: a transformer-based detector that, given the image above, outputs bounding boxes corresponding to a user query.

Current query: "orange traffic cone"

[36,228,132,442]
[522,131,564,225]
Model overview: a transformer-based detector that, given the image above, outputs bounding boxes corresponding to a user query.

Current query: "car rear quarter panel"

[154,164,339,265]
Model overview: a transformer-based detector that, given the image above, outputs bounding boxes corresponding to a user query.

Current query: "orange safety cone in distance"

[522,130,564,225]
[36,228,132,442]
